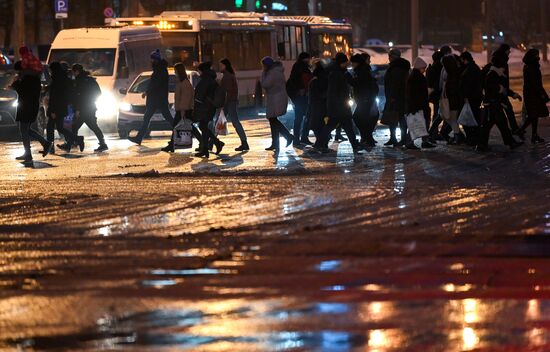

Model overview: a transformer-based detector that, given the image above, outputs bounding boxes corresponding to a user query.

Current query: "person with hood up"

[46,62,83,154]
[68,63,108,152]
[19,46,43,74]
[194,61,224,158]
[287,52,314,146]
[516,49,549,144]
[11,61,52,163]
[383,48,411,147]
[405,57,436,149]
[316,52,362,153]
[129,49,174,146]
[348,53,379,147]
[458,51,483,146]
[308,60,329,143]
[477,55,523,151]
[219,58,249,151]
[261,56,293,151]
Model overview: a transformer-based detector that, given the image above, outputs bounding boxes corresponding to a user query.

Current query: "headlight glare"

[119,102,132,112]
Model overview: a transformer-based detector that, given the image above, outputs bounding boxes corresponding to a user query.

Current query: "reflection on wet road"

[0,114,549,350]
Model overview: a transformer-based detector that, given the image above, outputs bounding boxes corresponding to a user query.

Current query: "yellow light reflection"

[527,299,540,321]
[462,327,479,350]
[463,299,478,324]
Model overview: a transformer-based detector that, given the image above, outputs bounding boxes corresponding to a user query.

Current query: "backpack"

[211,83,227,109]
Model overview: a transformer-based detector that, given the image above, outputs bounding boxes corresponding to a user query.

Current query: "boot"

[94,143,109,153]
[235,142,250,152]
[57,143,71,153]
[214,140,225,155]
[16,153,33,163]
[532,135,545,144]
[384,137,397,146]
[41,141,53,157]
[77,136,85,152]
[161,143,174,153]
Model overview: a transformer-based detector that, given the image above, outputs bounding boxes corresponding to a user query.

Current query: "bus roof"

[51,27,161,49]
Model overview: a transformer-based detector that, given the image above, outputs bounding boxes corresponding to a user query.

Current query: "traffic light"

[255,0,260,9]
[235,0,243,8]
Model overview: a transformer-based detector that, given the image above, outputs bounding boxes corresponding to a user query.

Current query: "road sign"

[54,0,68,19]
[103,7,114,18]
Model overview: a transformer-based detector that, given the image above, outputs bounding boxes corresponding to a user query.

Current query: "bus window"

[160,32,199,67]
[310,33,352,58]
[276,25,306,60]
[117,50,129,79]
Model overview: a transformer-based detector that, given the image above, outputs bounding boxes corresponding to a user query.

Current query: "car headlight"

[12,100,18,108]
[119,102,132,112]
[375,97,380,105]
[95,91,118,118]
[348,99,355,107]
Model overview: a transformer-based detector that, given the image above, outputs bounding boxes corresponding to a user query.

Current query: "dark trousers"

[223,100,247,145]
[478,105,515,147]
[47,115,77,145]
[519,115,540,137]
[504,98,519,131]
[317,117,359,149]
[19,121,48,154]
[389,117,407,142]
[353,101,378,144]
[292,95,309,141]
[135,103,173,144]
[268,117,292,148]
[72,110,105,144]
[462,100,482,145]
[199,117,220,153]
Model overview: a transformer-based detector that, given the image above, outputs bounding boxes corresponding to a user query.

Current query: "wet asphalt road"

[1,81,550,351]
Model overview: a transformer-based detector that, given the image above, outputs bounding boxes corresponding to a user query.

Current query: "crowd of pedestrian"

[11,43,548,164]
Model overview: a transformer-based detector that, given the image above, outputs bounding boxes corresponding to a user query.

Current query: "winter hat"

[261,56,275,67]
[413,56,428,70]
[334,52,349,64]
[523,48,540,65]
[388,48,402,59]
[150,49,162,61]
[197,61,212,72]
[298,52,311,61]
[19,45,42,73]
[19,46,31,57]
[350,54,366,64]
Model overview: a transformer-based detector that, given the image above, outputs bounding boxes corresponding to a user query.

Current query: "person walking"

[308,60,329,145]
[47,62,83,154]
[287,52,313,146]
[441,54,466,144]
[219,58,249,151]
[349,53,379,147]
[129,49,173,146]
[316,53,362,153]
[161,62,202,153]
[260,56,293,151]
[194,61,224,158]
[69,64,108,152]
[427,50,446,140]
[516,49,549,144]
[11,61,52,162]
[383,48,410,147]
[405,57,436,149]
[458,51,483,146]
[477,55,523,151]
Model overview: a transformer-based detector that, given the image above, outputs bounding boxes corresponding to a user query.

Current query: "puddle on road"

[150,268,236,276]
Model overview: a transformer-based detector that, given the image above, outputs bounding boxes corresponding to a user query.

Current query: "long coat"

[174,78,194,112]
[12,74,41,123]
[193,69,217,122]
[146,59,170,108]
[327,62,352,121]
[523,63,550,119]
[406,68,429,115]
[442,55,462,111]
[48,73,73,117]
[307,68,328,133]
[261,62,288,118]
[384,57,410,115]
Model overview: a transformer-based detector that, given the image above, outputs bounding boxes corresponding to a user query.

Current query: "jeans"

[291,95,309,141]
[135,103,174,144]
[72,110,105,145]
[47,114,77,145]
[19,121,48,154]
[223,100,247,145]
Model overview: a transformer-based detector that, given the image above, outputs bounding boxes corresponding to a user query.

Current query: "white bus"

[47,26,162,120]
[107,11,352,107]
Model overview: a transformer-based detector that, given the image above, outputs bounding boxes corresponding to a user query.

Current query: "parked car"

[117,69,199,139]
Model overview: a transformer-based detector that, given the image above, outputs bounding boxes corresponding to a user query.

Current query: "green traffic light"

[235,0,243,8]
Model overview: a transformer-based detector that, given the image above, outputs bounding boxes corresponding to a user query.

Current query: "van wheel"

[118,129,129,139]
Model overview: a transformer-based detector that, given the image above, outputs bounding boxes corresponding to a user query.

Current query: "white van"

[47,26,162,120]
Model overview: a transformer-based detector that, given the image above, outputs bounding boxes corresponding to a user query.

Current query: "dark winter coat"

[349,63,379,106]
[327,62,352,121]
[287,60,313,99]
[523,62,550,118]
[193,69,218,122]
[48,71,73,118]
[261,62,288,118]
[406,68,429,115]
[12,73,41,123]
[459,62,483,103]
[426,61,442,103]
[483,68,507,105]
[384,57,410,115]
[220,71,238,102]
[442,55,462,111]
[146,59,170,108]
[308,67,329,132]
[73,72,101,113]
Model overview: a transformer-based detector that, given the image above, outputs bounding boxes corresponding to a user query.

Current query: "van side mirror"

[119,88,127,95]
[118,66,129,79]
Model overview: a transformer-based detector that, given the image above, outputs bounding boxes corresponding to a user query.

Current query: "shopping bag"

[405,110,428,141]
[215,110,229,136]
[380,110,400,126]
[173,118,193,149]
[439,97,451,121]
[457,101,478,127]
[63,105,75,130]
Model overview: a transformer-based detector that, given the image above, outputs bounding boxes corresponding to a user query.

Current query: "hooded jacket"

[459,61,483,103]
[73,71,101,113]
[406,68,429,115]
[327,61,352,121]
[193,68,218,122]
[12,73,41,123]
[146,59,170,107]
[523,51,550,119]
[261,62,288,118]
[48,64,73,117]
[349,62,379,105]
[384,57,411,115]
[308,66,329,132]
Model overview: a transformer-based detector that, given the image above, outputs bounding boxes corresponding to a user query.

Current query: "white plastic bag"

[458,101,478,127]
[439,97,451,121]
[215,110,229,136]
[173,118,193,149]
[405,110,428,141]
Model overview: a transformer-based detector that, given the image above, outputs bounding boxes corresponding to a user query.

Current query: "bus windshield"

[49,49,116,76]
